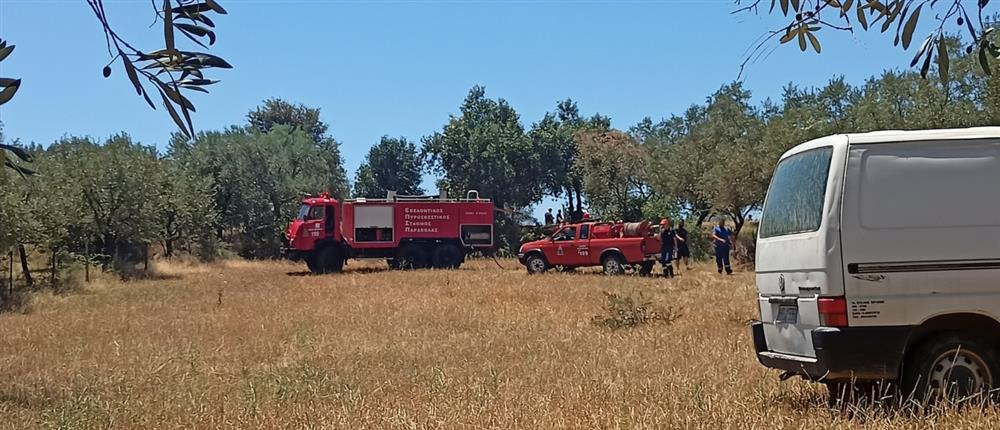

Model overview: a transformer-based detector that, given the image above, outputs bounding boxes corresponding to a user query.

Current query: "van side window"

[760,147,833,238]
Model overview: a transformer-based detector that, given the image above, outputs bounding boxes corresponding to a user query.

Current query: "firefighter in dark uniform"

[659,218,677,278]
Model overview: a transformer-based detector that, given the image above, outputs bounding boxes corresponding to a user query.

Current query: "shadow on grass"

[0,383,57,410]
[285,266,392,277]
[119,272,183,282]
[0,288,32,314]
[285,271,316,277]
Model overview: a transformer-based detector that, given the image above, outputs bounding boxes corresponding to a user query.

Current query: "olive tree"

[1,1,230,141]
[737,0,996,84]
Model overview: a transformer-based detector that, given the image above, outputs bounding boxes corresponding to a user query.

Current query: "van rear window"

[760,147,833,238]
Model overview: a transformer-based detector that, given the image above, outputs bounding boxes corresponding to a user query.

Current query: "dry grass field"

[1,258,999,429]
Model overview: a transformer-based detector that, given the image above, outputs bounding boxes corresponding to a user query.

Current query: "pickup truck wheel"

[602,254,626,276]
[432,244,463,269]
[396,244,429,270]
[638,261,654,276]
[315,246,344,274]
[901,333,1000,405]
[525,254,549,274]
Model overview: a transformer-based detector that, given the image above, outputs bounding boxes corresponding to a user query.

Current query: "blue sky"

[1,0,917,215]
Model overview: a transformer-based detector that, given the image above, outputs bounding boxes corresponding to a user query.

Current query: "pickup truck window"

[580,224,590,239]
[553,227,577,241]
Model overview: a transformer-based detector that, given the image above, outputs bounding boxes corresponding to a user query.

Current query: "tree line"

[3,39,1000,279]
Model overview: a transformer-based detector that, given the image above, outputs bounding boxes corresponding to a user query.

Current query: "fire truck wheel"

[316,246,344,274]
[601,253,626,276]
[396,244,429,270]
[525,254,549,274]
[305,255,319,273]
[432,244,463,269]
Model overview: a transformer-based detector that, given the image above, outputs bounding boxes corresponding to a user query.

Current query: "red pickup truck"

[517,221,661,275]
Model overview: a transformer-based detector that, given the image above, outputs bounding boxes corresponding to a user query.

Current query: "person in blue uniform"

[712,218,733,274]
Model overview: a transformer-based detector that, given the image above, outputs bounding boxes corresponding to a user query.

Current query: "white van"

[753,127,1000,400]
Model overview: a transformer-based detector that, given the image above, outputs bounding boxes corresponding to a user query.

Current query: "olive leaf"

[0,39,19,107]
[937,37,950,86]
[901,4,921,49]
[0,79,20,105]
[980,40,993,76]
[0,42,14,63]
[0,144,33,164]
[805,29,822,53]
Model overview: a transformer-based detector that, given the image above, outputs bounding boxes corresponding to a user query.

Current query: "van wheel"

[432,244,463,269]
[602,253,626,276]
[314,246,344,274]
[396,244,428,270]
[525,254,549,274]
[901,333,1000,404]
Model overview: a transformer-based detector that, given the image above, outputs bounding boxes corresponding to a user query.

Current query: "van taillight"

[818,297,849,327]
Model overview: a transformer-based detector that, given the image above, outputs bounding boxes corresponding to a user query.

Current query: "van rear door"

[756,137,847,360]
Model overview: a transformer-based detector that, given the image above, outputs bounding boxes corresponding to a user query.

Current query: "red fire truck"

[517,221,661,275]
[284,191,494,273]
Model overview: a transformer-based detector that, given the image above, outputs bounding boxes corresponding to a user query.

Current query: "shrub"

[0,288,32,314]
[591,291,679,330]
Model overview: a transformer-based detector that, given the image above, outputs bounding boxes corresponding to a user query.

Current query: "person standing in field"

[556,209,564,225]
[712,218,733,274]
[659,218,677,278]
[676,219,690,270]
[544,208,554,226]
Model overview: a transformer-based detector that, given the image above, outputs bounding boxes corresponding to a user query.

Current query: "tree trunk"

[695,210,711,227]
[574,187,583,212]
[564,186,575,213]
[17,244,33,288]
[100,233,116,271]
[730,212,746,240]
[50,247,57,286]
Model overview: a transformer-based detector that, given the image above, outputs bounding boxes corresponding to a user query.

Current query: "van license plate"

[776,305,798,324]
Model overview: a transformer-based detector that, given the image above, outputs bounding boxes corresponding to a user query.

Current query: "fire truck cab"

[285,191,494,273]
